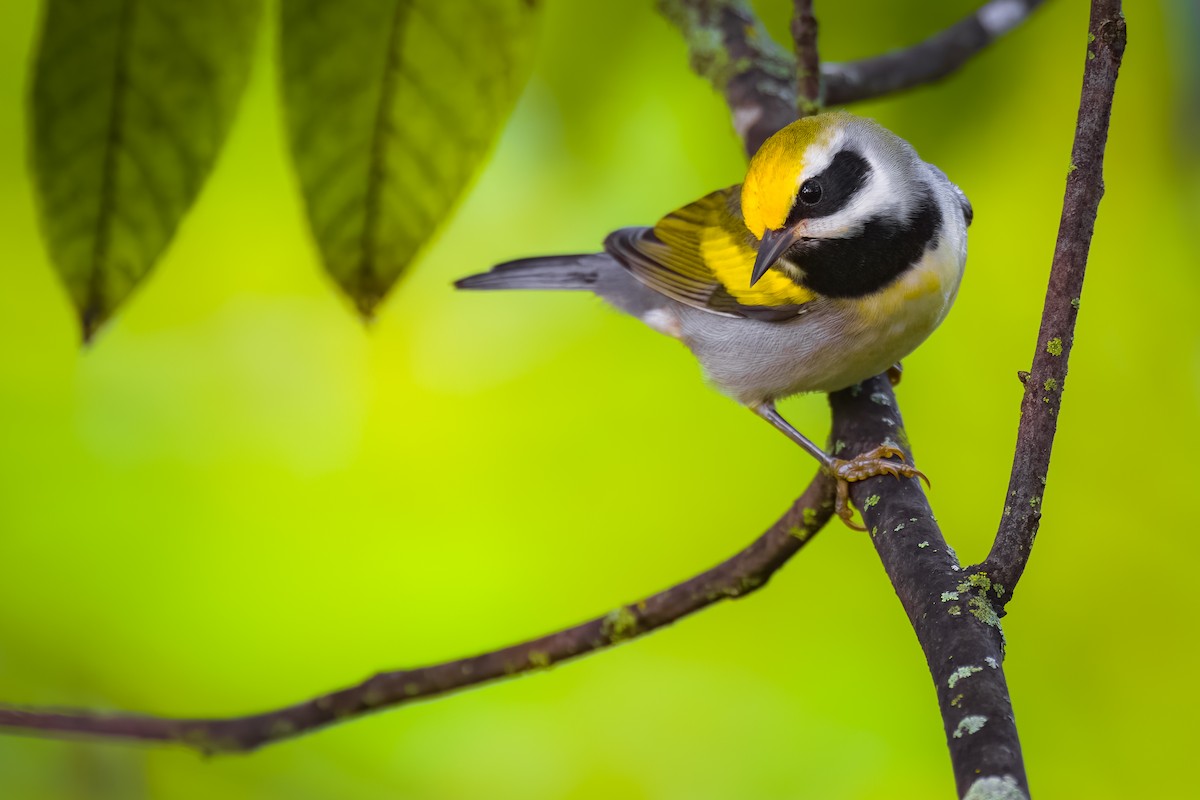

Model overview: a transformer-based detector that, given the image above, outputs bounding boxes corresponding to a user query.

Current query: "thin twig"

[0,478,834,752]
[792,0,822,115]
[985,0,1126,596]
[822,0,1047,105]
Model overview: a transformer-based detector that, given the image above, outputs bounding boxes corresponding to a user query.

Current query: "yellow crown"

[740,113,842,239]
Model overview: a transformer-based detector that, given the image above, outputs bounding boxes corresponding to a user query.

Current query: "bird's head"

[741,111,928,289]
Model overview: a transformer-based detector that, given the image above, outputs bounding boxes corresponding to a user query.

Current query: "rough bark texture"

[657,0,800,155]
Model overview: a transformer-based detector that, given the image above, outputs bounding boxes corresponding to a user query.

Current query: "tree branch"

[661,0,1046,140]
[833,2,1125,796]
[0,477,834,752]
[822,0,1048,105]
[985,0,1126,596]
[831,378,1025,798]
[657,0,799,155]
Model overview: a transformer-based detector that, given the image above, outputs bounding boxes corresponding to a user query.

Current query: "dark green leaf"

[29,0,263,341]
[280,0,541,316]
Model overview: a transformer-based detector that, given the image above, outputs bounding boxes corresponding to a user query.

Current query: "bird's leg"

[749,403,928,530]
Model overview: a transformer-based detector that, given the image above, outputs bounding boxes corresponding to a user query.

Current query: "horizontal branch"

[661,0,1045,153]
[0,477,835,752]
[822,0,1047,105]
[985,0,1126,595]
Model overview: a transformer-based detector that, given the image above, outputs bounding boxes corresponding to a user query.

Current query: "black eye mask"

[785,150,873,225]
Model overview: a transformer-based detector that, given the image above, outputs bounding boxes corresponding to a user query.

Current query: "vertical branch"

[985,0,1126,595]
[791,0,822,115]
[831,378,1025,799]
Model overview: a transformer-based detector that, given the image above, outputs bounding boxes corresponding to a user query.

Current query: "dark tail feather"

[455,254,605,291]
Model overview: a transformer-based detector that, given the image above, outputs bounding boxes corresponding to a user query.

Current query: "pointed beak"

[750,226,800,287]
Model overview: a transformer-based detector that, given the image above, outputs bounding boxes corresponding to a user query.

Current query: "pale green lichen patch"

[1046,337,1063,356]
[798,98,822,116]
[1071,297,1081,309]
[941,591,960,603]
[964,775,1027,800]
[739,575,762,593]
[950,693,964,708]
[270,718,298,738]
[948,605,962,616]
[864,494,880,509]
[985,656,999,669]
[1067,162,1078,175]
[1043,378,1058,391]
[969,594,1005,645]
[893,522,905,532]
[834,439,847,455]
[953,715,988,738]
[869,392,892,407]
[787,524,812,542]
[918,541,930,549]
[956,572,992,595]
[948,665,983,689]
[528,650,552,669]
[602,607,640,642]
[802,507,818,527]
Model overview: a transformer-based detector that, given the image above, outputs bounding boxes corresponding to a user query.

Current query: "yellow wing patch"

[604,187,815,317]
[697,221,814,307]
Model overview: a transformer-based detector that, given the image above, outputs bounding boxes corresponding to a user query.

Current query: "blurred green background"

[1,0,1196,797]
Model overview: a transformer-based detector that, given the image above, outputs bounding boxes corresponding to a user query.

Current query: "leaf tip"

[79,304,109,346]
[353,292,382,327]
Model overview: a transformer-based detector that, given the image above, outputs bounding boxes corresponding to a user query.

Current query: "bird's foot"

[828,445,929,530]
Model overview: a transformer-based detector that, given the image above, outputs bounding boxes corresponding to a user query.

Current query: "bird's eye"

[799,179,823,205]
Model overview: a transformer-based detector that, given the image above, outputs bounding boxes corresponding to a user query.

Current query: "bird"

[456,111,971,528]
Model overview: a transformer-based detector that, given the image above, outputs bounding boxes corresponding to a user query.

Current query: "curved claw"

[835,478,866,531]
[826,444,931,530]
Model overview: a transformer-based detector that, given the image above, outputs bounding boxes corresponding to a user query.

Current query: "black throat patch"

[788,189,942,299]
